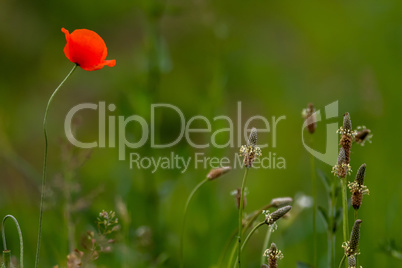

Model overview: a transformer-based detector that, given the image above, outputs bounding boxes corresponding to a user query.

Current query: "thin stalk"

[242,222,265,251]
[340,177,349,244]
[237,168,249,268]
[179,177,209,268]
[260,225,273,265]
[340,176,349,268]
[218,229,237,267]
[2,250,11,268]
[243,203,274,235]
[328,177,336,268]
[227,238,237,268]
[35,64,77,268]
[65,180,75,252]
[2,215,24,268]
[310,152,317,267]
[338,255,346,268]
[227,206,269,268]
[232,221,266,266]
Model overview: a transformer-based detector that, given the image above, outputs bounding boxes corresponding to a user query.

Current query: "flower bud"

[265,206,292,225]
[270,197,293,208]
[207,166,231,180]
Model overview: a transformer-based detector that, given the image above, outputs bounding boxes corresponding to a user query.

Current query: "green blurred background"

[1,0,401,267]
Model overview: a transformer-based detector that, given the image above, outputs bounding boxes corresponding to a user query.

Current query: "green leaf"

[318,169,331,193]
[318,205,329,229]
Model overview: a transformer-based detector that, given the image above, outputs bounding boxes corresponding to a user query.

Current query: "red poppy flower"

[62,28,116,71]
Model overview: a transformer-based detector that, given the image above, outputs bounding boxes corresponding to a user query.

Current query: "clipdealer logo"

[301,101,339,166]
[64,102,287,172]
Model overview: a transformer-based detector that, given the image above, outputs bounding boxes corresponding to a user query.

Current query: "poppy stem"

[34,64,77,268]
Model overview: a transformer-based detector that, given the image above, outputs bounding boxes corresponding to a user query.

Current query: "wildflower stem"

[244,205,273,233]
[232,221,265,267]
[260,225,273,265]
[218,228,238,267]
[2,250,11,268]
[241,221,265,252]
[180,177,209,268]
[227,202,271,268]
[2,215,24,268]
[338,255,346,268]
[227,239,237,268]
[328,176,337,268]
[35,64,77,268]
[310,148,317,268]
[237,168,249,268]
[341,176,349,245]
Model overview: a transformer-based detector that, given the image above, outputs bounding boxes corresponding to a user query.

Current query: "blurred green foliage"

[1,0,402,267]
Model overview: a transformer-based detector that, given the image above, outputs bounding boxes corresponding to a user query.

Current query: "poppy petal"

[61,28,115,71]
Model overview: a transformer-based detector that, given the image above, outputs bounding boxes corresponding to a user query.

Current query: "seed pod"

[207,166,231,180]
[265,206,292,225]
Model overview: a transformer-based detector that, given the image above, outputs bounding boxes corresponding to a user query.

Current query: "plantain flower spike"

[332,147,351,178]
[207,166,232,180]
[263,242,284,268]
[349,164,369,210]
[240,128,261,168]
[270,197,293,208]
[343,219,362,257]
[264,206,292,225]
[348,255,356,268]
